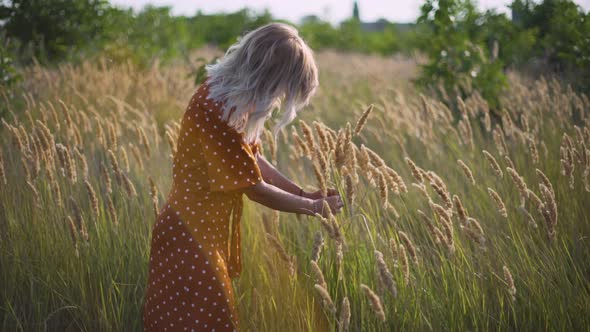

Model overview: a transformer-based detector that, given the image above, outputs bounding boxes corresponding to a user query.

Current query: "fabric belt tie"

[227,195,243,279]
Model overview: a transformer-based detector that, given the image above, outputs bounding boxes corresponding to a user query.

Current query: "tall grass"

[1,50,589,331]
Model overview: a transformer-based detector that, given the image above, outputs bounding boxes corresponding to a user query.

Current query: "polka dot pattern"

[143,80,263,331]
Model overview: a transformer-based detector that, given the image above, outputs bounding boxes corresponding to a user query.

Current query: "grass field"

[1,50,589,331]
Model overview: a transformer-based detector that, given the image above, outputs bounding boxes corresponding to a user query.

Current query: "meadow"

[1,49,589,331]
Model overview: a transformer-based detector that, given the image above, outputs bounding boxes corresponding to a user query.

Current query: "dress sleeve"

[192,108,263,193]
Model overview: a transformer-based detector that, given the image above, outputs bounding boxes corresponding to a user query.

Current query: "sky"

[110,0,590,24]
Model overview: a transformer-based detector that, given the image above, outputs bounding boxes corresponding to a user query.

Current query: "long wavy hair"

[205,22,319,143]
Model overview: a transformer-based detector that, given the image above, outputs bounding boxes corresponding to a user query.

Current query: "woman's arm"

[256,153,338,198]
[243,180,343,217]
[256,154,303,195]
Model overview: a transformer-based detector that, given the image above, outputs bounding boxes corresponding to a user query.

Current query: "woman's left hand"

[305,188,338,199]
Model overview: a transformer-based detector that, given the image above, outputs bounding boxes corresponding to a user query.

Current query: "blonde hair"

[205,22,319,143]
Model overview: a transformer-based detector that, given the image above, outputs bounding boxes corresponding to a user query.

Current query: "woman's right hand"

[314,195,344,218]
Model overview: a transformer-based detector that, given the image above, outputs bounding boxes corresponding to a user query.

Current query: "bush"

[416,0,508,110]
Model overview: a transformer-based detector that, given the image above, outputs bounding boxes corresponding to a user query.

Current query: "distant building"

[351,1,390,32]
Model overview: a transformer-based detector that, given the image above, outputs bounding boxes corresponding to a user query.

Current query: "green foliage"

[0,0,111,61]
[417,0,508,110]
[298,17,407,55]
[189,57,219,86]
[509,0,590,91]
[0,36,21,88]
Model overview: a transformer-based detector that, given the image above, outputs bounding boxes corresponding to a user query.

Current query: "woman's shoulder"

[187,80,224,115]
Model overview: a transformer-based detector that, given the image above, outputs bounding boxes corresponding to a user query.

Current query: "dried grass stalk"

[354,104,374,136]
[360,284,386,322]
[487,188,508,218]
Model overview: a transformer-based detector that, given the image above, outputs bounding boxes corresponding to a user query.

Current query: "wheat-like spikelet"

[412,182,430,201]
[354,104,374,136]
[20,154,32,182]
[398,231,418,266]
[539,184,558,241]
[106,193,118,226]
[466,216,484,235]
[526,189,543,210]
[313,121,331,153]
[318,218,337,242]
[96,120,106,147]
[493,127,508,156]
[507,167,529,207]
[55,143,77,183]
[148,176,159,218]
[487,188,508,218]
[66,216,79,257]
[535,168,554,198]
[440,219,455,253]
[311,231,324,262]
[119,146,130,172]
[344,173,355,212]
[26,180,41,209]
[299,120,316,151]
[360,284,386,322]
[453,195,468,225]
[35,120,55,152]
[358,145,371,170]
[376,169,388,208]
[84,179,99,218]
[0,150,5,185]
[519,207,538,228]
[327,212,345,247]
[121,172,137,197]
[430,181,452,211]
[314,147,329,175]
[314,284,336,315]
[502,265,516,301]
[389,238,398,260]
[365,146,386,168]
[310,260,327,290]
[106,122,117,150]
[58,99,73,130]
[98,161,112,194]
[504,155,515,170]
[291,127,309,157]
[344,141,358,182]
[416,209,441,244]
[312,160,327,197]
[374,250,397,298]
[430,200,452,224]
[6,123,26,153]
[338,297,351,332]
[383,167,407,193]
[527,136,539,164]
[405,157,424,183]
[262,213,278,236]
[263,129,277,163]
[136,126,151,157]
[483,150,503,178]
[398,243,410,283]
[376,166,399,195]
[336,241,344,281]
[74,148,89,180]
[69,197,88,242]
[457,159,475,185]
[462,217,486,246]
[266,233,292,264]
[129,143,144,170]
[107,149,122,184]
[46,169,63,207]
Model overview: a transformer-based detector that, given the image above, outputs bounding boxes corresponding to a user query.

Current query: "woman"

[142,23,343,331]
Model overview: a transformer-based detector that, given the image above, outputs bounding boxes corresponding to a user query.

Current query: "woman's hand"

[314,195,344,218]
[305,188,338,199]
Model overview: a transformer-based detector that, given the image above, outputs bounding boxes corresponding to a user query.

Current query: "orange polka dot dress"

[142,79,263,332]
